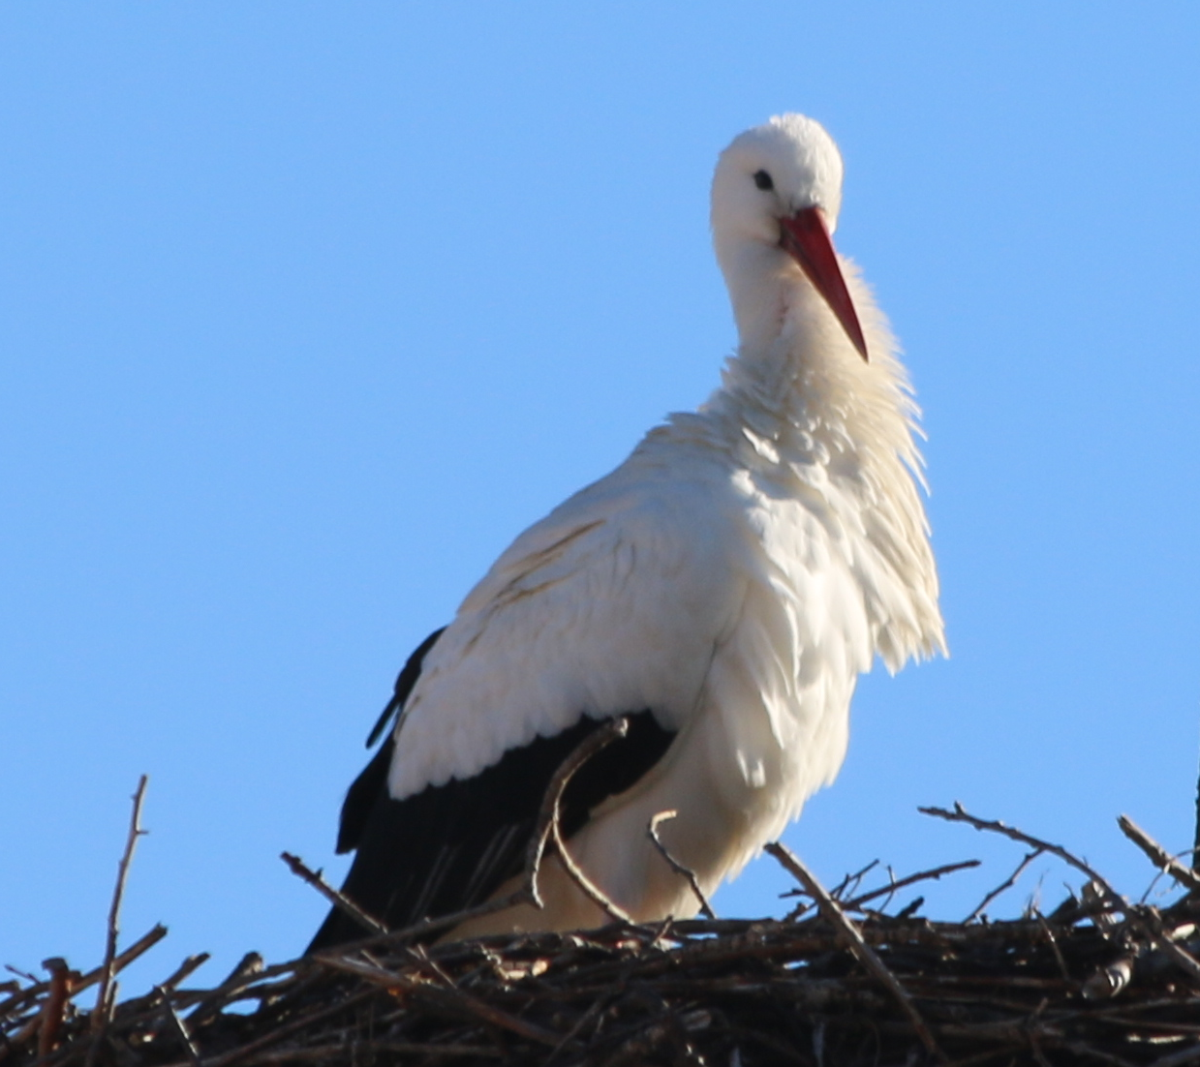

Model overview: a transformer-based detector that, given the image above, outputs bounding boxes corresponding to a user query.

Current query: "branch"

[765,842,946,1064]
[280,852,388,938]
[155,986,201,1067]
[919,802,1124,908]
[1136,905,1200,985]
[647,810,715,919]
[157,953,212,993]
[1117,814,1200,894]
[551,816,635,925]
[1033,908,1071,982]
[1194,741,1200,876]
[523,716,631,912]
[91,775,151,1038]
[842,860,980,914]
[965,849,1042,923]
[37,958,71,1058]
[186,953,265,1027]
[315,955,561,1047]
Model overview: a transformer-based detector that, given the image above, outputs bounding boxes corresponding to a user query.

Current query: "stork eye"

[753,170,774,191]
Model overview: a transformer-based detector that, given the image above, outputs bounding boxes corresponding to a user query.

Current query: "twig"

[765,841,947,1065]
[329,889,533,951]
[966,849,1042,922]
[316,955,562,1047]
[37,958,71,1058]
[842,860,980,913]
[646,810,715,919]
[1136,905,1200,984]
[919,802,1125,907]
[871,865,902,915]
[1194,740,1200,876]
[187,953,265,1025]
[894,896,924,919]
[1033,909,1071,983]
[155,986,201,1067]
[281,852,389,938]
[5,965,38,985]
[90,774,150,1046]
[206,989,378,1067]
[402,944,457,990]
[522,717,635,925]
[1118,814,1200,894]
[158,953,212,992]
[787,859,882,919]
[523,717,631,911]
[832,859,880,901]
[551,815,635,925]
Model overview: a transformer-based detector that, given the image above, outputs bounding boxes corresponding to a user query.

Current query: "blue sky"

[3,4,1199,995]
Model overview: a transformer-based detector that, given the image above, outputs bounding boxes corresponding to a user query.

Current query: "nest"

[4,789,1200,1067]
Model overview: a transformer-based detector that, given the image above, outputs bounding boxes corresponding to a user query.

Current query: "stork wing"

[387,468,743,801]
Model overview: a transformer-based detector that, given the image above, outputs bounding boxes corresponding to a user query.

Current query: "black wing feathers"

[308,631,675,952]
[365,627,446,748]
[337,627,445,854]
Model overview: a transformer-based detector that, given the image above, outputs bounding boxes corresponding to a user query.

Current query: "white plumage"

[309,113,945,950]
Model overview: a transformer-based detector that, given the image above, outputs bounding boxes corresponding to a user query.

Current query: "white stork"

[308,113,945,950]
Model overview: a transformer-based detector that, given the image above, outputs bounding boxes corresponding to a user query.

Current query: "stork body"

[308,114,944,951]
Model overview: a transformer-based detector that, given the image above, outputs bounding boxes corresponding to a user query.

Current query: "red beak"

[778,208,868,362]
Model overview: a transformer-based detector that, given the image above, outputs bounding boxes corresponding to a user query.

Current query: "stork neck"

[722,243,796,356]
[702,239,873,468]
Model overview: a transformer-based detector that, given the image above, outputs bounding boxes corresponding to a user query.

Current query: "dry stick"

[646,810,715,920]
[919,802,1124,906]
[317,954,561,1047]
[186,953,265,1026]
[280,852,389,938]
[157,954,212,993]
[301,718,634,956]
[90,775,150,1044]
[154,986,201,1067]
[842,859,981,914]
[400,944,457,991]
[524,716,631,914]
[764,841,947,1065]
[1033,909,1072,983]
[502,715,636,925]
[205,989,379,1067]
[551,817,635,926]
[320,883,530,953]
[965,849,1043,923]
[786,858,880,919]
[1194,740,1200,876]
[1117,814,1200,894]
[881,866,909,914]
[36,958,71,1059]
[832,858,880,901]
[1135,905,1200,984]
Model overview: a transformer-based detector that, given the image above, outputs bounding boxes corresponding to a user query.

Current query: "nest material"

[5,796,1200,1067]
[5,880,1200,1063]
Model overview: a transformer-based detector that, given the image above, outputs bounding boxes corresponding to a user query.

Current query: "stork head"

[711,114,867,361]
